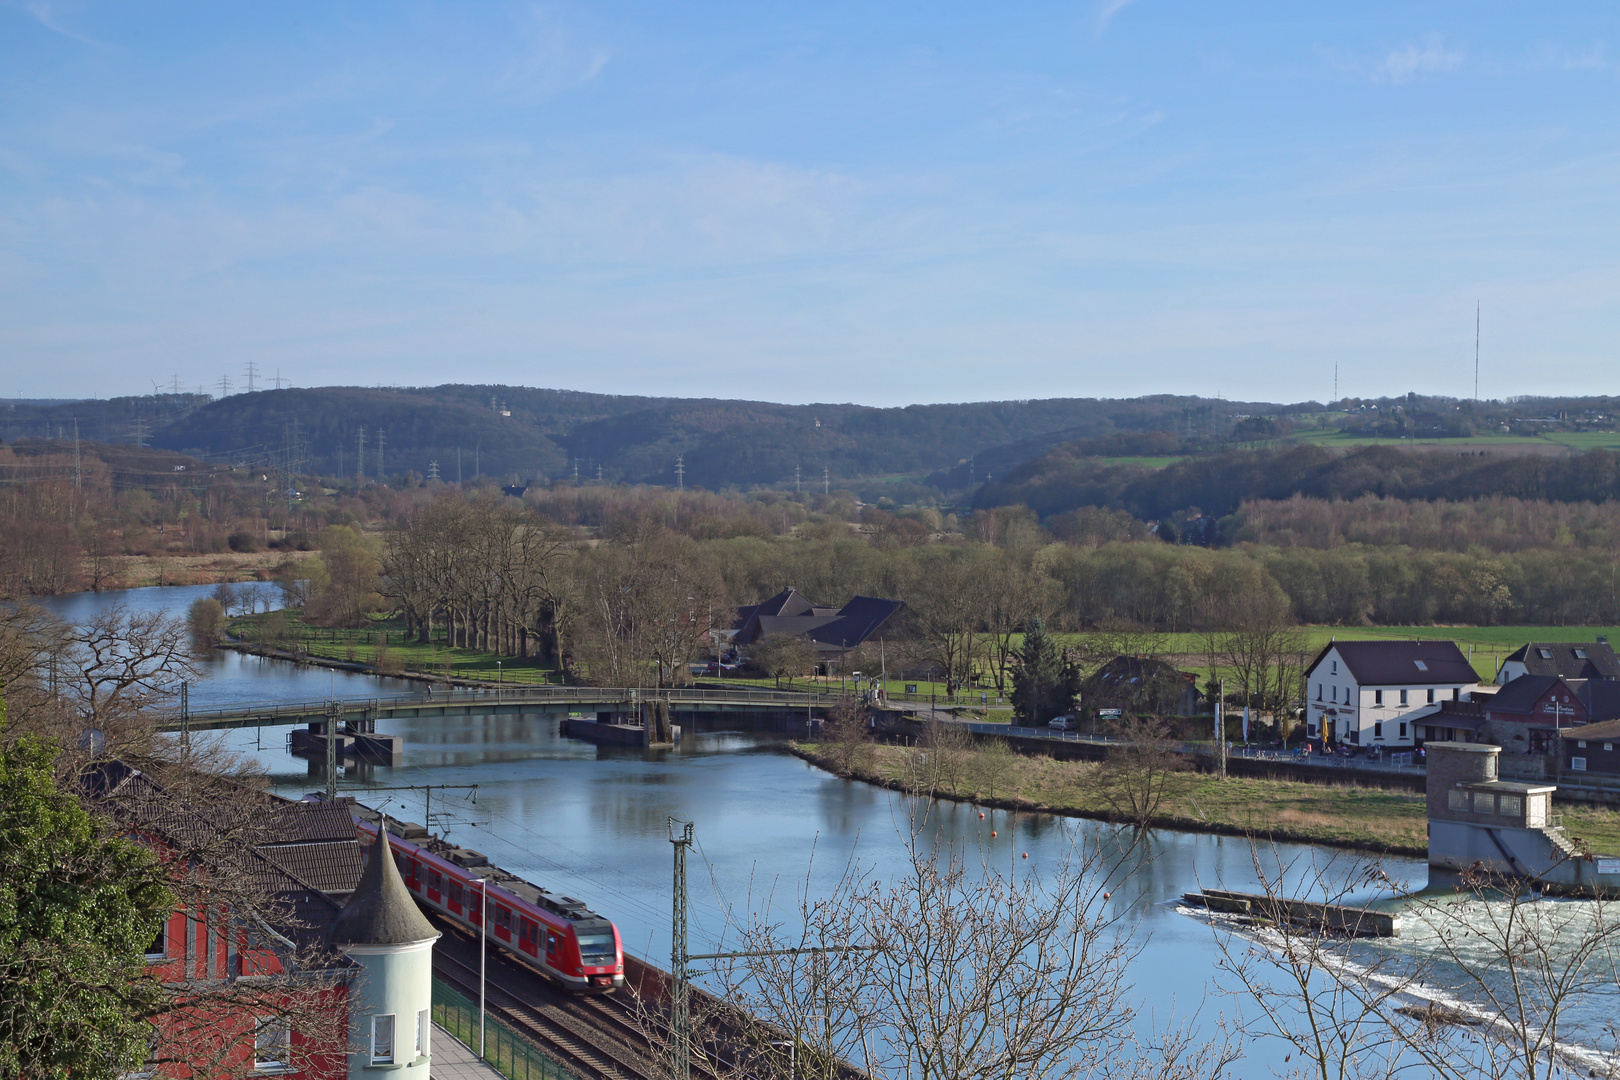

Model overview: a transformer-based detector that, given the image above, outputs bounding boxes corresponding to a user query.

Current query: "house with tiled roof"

[733,588,904,665]
[1304,639,1482,749]
[1496,640,1620,684]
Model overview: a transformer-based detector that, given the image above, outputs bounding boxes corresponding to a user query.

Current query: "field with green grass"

[795,740,1620,857]
[1292,427,1562,450]
[228,612,565,684]
[1548,432,1620,452]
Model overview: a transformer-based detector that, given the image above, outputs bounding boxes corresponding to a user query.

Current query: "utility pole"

[132,416,148,448]
[273,368,284,390]
[244,360,258,394]
[376,429,386,482]
[428,460,440,482]
[218,374,232,398]
[675,454,684,492]
[669,818,694,1080]
[356,427,366,479]
[1216,678,1227,779]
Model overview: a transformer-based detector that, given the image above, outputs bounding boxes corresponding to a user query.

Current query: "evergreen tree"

[0,699,173,1080]
[1010,619,1079,724]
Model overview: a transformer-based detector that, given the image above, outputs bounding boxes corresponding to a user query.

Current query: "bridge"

[160,685,852,733]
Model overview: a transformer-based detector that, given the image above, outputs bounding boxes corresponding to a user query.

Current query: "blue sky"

[2,2,1616,406]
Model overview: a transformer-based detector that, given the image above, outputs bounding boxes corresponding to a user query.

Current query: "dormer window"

[1575,649,1588,659]
[1414,660,1428,672]
[1538,648,1553,659]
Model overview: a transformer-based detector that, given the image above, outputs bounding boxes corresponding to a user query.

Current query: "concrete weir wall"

[1427,742,1620,895]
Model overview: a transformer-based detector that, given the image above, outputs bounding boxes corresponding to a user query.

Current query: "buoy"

[1103,892,1111,900]
[991,831,997,837]
[978,812,985,819]
[1022,852,1028,859]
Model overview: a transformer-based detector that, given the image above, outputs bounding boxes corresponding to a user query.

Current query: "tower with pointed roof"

[328,824,440,1077]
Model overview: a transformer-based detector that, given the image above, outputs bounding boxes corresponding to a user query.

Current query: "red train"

[354,816,625,993]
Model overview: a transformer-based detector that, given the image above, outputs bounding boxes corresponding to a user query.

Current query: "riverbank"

[81,550,313,590]
[792,741,1620,859]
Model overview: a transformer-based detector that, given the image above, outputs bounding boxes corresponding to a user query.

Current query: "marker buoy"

[1022,852,1028,859]
[991,831,997,837]
[1103,892,1111,900]
[979,812,985,819]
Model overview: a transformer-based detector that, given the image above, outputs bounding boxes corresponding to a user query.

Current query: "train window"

[519,918,538,948]
[448,881,464,907]
[546,931,559,954]
[427,869,442,892]
[577,934,616,965]
[495,907,511,932]
[467,894,481,921]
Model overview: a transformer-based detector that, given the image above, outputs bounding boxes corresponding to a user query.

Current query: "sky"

[1,2,1617,407]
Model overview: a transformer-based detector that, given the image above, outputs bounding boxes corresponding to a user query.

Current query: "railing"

[1546,812,1566,831]
[432,976,576,1080]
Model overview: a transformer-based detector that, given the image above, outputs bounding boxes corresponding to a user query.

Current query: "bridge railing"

[182,684,851,724]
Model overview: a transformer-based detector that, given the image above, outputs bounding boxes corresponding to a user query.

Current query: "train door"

[447,880,464,916]
[467,889,482,929]
[404,857,421,891]
[545,928,563,971]
[426,868,442,904]
[518,917,540,957]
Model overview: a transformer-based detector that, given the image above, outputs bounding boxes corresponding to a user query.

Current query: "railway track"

[428,914,726,1080]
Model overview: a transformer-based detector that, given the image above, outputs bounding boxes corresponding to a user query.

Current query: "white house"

[1305,640,1481,749]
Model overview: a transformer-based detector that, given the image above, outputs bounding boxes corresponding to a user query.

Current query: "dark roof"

[1311,640,1478,686]
[327,825,438,947]
[1085,655,1199,695]
[1583,680,1620,724]
[1483,675,1567,716]
[1562,717,1620,741]
[735,589,904,652]
[1503,641,1620,681]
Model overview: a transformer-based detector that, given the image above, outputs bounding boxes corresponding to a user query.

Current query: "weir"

[1426,741,1620,895]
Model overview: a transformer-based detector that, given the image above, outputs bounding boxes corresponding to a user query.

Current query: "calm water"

[48,584,1612,1073]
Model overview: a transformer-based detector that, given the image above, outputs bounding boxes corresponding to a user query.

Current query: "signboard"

[1599,858,1620,876]
[905,684,918,694]
[1098,708,1123,720]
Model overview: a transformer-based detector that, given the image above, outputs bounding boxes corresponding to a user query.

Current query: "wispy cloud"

[25,2,109,48]
[1096,0,1139,34]
[1374,36,1463,84]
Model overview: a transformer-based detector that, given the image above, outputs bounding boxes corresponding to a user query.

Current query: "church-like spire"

[328,822,438,947]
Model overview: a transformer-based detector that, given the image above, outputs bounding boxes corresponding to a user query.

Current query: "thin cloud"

[25,2,110,48]
[1375,36,1463,84]
[1096,0,1139,33]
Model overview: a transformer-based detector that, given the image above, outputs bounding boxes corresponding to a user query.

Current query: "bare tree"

[1095,715,1187,832]
[1201,589,1309,739]
[703,819,1236,1080]
[750,632,820,689]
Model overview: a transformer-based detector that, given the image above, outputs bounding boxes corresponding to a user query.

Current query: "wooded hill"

[2,386,1308,492]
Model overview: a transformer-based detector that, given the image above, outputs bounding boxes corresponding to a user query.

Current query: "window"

[1606,743,1614,752]
[1473,792,1496,814]
[1374,722,1383,738]
[1399,689,1409,706]
[427,869,442,893]
[1573,757,1588,772]
[371,1015,395,1065]
[254,1019,290,1071]
[1399,722,1407,738]
[519,917,539,950]
[145,921,167,961]
[1576,649,1588,659]
[448,881,463,907]
[1331,660,1338,675]
[577,933,616,965]
[1579,740,1588,748]
[1414,660,1429,672]
[1498,795,1522,816]
[1539,648,1553,659]
[1331,686,1338,703]
[1427,689,1435,704]
[1448,789,1468,810]
[1316,684,1322,700]
[1374,690,1383,706]
[495,906,512,933]
[416,1009,430,1057]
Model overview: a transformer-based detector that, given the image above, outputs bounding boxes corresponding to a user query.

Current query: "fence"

[432,976,577,1080]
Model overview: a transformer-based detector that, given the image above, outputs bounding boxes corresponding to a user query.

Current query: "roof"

[1310,640,1478,686]
[734,589,904,652]
[1483,675,1569,716]
[1503,641,1620,681]
[327,824,438,947]
[1583,680,1620,724]
[1562,717,1620,741]
[1085,655,1200,695]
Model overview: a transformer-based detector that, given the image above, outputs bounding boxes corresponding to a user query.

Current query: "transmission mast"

[675,454,684,492]
[356,427,366,479]
[669,819,694,1080]
[375,428,385,482]
[244,360,258,393]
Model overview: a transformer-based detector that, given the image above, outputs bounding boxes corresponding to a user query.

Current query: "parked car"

[1049,715,1078,731]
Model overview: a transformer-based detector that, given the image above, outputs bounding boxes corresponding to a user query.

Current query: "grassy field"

[228,612,565,684]
[1291,428,1563,451]
[795,741,1620,858]
[1548,432,1620,452]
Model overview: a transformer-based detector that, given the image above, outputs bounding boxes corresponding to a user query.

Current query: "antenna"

[1474,301,1480,402]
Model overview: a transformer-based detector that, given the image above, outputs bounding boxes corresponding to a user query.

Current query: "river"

[39,584,1613,1074]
